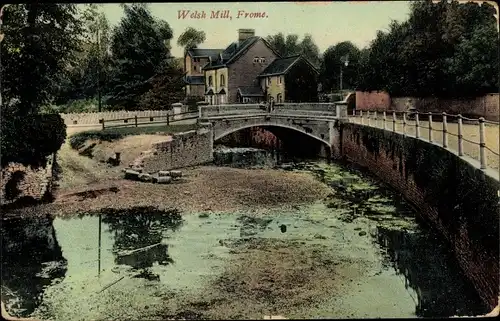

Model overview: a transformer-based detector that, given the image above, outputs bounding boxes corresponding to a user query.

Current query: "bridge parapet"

[199,104,264,118]
[199,102,348,119]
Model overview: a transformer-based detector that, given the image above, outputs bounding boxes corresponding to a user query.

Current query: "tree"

[138,59,186,110]
[300,34,321,67]
[356,0,499,98]
[266,33,321,66]
[1,4,83,115]
[177,27,206,51]
[106,4,174,110]
[320,41,361,92]
[53,4,113,104]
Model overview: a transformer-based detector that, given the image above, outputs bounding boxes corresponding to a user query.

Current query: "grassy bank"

[69,124,197,150]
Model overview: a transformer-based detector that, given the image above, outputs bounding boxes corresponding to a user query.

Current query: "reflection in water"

[375,226,488,317]
[100,207,183,277]
[1,214,68,317]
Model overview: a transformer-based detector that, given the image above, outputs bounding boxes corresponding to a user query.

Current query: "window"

[260,57,266,63]
[220,74,225,87]
[277,93,283,103]
[278,76,283,84]
[193,58,199,62]
[243,97,249,103]
[267,77,271,86]
[193,66,197,72]
[253,57,259,63]
[208,75,213,86]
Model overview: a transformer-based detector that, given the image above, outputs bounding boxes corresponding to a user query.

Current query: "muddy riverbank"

[1,160,489,320]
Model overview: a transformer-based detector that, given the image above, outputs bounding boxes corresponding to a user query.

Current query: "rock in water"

[279,224,287,233]
[138,173,153,182]
[124,169,140,180]
[158,170,171,177]
[170,170,182,179]
[157,176,173,184]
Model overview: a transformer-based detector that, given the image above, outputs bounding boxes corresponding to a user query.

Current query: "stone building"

[183,29,319,104]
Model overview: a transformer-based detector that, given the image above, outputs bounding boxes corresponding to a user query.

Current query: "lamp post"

[339,55,349,92]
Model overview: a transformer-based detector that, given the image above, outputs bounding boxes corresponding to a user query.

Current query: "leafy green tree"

[138,59,186,110]
[54,4,112,105]
[320,41,361,92]
[356,0,499,98]
[177,27,206,51]
[1,4,83,115]
[265,33,321,67]
[300,34,321,68]
[106,4,174,110]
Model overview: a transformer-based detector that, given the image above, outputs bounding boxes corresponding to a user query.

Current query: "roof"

[205,88,215,95]
[238,86,264,97]
[259,55,301,77]
[184,75,205,85]
[187,48,223,59]
[258,55,319,77]
[203,37,282,70]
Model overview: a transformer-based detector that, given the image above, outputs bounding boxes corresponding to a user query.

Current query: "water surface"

[1,161,488,320]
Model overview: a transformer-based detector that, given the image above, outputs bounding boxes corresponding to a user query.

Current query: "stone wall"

[355,91,391,112]
[0,154,57,206]
[355,91,499,121]
[140,127,214,173]
[340,122,499,310]
[391,94,500,121]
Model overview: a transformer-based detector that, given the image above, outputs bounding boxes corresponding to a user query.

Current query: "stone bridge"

[198,102,349,158]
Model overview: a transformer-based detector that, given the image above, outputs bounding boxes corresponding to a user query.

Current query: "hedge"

[1,113,67,167]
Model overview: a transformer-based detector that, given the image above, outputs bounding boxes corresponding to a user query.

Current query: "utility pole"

[0,5,8,109]
[97,28,102,112]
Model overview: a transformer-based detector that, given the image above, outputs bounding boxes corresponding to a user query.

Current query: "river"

[1,152,488,320]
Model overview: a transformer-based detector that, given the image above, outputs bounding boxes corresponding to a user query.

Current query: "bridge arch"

[214,122,332,149]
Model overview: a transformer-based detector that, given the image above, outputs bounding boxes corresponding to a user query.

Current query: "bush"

[1,114,67,167]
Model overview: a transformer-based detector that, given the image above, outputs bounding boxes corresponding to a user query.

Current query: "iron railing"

[352,110,499,172]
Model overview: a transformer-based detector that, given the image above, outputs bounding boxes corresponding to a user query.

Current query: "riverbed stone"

[170,170,182,179]
[156,176,172,184]
[138,173,153,182]
[124,169,141,180]
[158,170,170,177]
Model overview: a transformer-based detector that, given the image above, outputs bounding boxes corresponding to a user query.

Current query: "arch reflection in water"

[1,214,68,318]
[99,207,183,279]
[374,225,488,317]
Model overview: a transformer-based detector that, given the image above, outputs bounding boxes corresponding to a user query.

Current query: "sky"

[98,1,412,57]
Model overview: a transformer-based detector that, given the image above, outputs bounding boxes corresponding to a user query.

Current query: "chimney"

[238,29,255,45]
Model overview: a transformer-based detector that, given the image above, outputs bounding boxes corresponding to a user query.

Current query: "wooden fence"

[99,110,199,130]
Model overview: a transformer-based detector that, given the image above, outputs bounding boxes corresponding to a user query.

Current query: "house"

[184,48,224,98]
[257,55,319,103]
[183,29,319,104]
